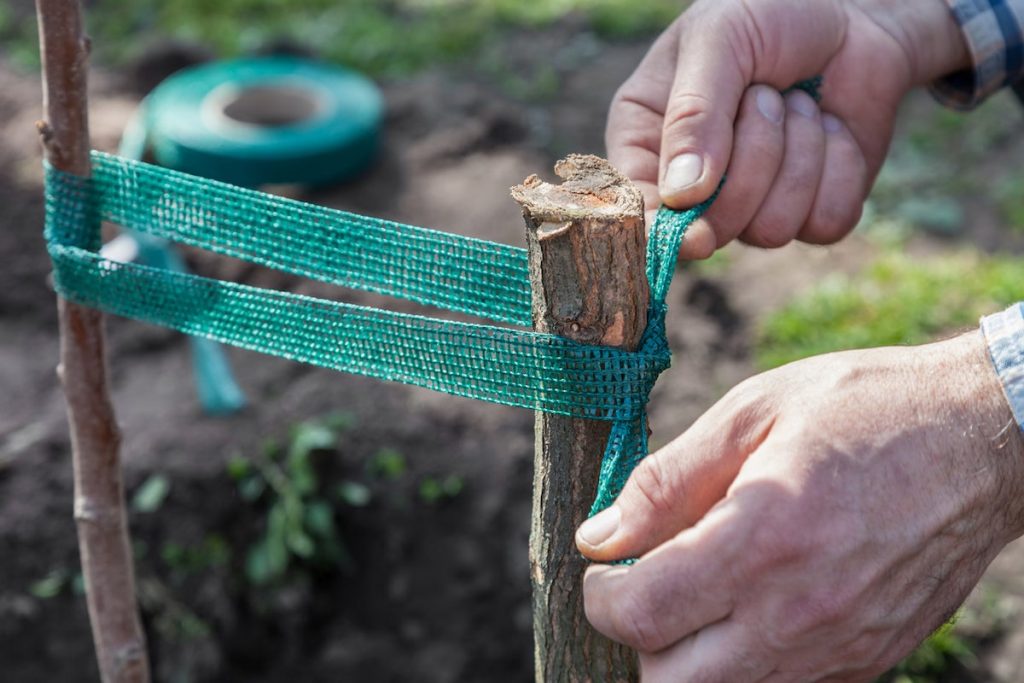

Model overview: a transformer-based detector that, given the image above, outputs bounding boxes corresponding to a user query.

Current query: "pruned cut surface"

[511,154,644,222]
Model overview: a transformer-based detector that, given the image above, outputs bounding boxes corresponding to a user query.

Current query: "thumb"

[658,12,751,209]
[576,384,774,562]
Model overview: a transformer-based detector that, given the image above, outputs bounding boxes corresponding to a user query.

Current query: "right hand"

[607,0,971,258]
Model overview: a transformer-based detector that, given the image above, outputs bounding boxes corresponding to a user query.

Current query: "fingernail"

[822,113,843,134]
[578,506,621,547]
[662,153,703,196]
[756,87,784,124]
[786,91,818,119]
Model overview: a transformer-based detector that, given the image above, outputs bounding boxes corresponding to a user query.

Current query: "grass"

[3,0,681,75]
[756,249,1024,370]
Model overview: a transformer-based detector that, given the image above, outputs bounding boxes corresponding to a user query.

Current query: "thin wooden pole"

[35,1,150,681]
[512,155,645,682]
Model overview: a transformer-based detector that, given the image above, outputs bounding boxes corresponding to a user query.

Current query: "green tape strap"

[45,156,671,421]
[89,152,532,326]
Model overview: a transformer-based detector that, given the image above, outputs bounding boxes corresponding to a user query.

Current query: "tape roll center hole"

[221,85,320,127]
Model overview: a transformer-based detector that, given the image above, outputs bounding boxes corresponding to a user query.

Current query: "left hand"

[577,331,1024,682]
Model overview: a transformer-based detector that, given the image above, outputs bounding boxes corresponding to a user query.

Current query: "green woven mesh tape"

[44,151,715,518]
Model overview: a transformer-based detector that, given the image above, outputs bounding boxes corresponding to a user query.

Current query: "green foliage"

[131,473,171,513]
[336,480,372,507]
[161,535,231,580]
[756,250,1024,369]
[139,577,213,642]
[368,447,407,480]
[419,474,463,504]
[4,0,681,76]
[29,569,69,600]
[28,567,86,599]
[232,415,356,585]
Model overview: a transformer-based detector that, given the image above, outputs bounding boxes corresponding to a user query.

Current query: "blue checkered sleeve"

[931,0,1024,109]
[982,304,1024,432]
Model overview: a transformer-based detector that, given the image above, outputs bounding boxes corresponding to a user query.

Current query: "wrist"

[855,0,971,84]
[943,330,1024,542]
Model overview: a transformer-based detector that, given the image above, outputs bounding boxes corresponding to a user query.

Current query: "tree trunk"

[512,155,645,682]
[35,1,151,680]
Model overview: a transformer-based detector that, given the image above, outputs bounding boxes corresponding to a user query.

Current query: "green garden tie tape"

[45,81,822,526]
[44,152,713,519]
[126,57,383,187]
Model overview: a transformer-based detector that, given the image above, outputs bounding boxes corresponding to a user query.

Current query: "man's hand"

[577,332,1024,681]
[609,0,970,258]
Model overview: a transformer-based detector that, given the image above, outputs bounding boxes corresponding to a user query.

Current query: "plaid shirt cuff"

[930,0,1024,110]
[981,304,1024,431]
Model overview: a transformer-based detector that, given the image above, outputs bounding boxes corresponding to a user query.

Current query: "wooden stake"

[512,155,646,682]
[35,1,150,681]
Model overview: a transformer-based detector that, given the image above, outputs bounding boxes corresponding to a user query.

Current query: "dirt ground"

[4,22,1024,682]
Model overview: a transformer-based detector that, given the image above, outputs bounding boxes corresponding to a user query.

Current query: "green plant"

[419,474,464,504]
[367,447,407,480]
[336,480,372,507]
[28,567,85,599]
[137,577,212,641]
[228,414,356,585]
[161,535,231,582]
[29,568,70,599]
[131,473,171,513]
[756,250,1024,369]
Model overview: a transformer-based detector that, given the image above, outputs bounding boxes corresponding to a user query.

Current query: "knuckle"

[717,373,770,420]
[662,92,715,140]
[627,454,678,519]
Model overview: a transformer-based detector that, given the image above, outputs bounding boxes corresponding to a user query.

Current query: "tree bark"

[512,155,646,682]
[35,1,150,681]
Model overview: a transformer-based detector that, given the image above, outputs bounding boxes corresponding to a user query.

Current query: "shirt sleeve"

[981,304,1024,431]
[930,0,1024,110]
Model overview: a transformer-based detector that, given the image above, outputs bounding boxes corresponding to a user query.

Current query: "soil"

[4,21,1024,683]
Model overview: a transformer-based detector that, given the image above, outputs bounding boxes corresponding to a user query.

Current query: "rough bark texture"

[35,1,151,681]
[512,155,646,682]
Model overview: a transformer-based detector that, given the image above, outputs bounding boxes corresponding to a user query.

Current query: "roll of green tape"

[136,57,383,187]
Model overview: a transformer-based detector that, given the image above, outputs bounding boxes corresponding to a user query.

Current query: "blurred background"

[2,1,1024,681]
